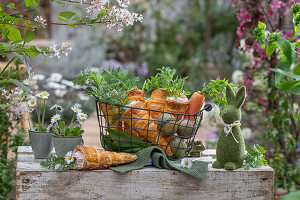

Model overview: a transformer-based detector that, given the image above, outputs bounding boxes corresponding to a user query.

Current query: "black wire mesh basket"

[95,100,212,159]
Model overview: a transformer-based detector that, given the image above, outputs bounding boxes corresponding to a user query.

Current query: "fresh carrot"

[185,92,205,118]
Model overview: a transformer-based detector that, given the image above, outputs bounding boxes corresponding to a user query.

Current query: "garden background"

[0,0,299,199]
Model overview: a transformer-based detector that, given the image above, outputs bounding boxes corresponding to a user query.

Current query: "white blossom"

[28,96,37,107]
[50,104,64,112]
[48,73,63,82]
[34,16,47,28]
[36,91,50,99]
[65,151,74,164]
[49,42,72,59]
[181,158,192,169]
[232,70,244,84]
[54,89,68,98]
[71,106,81,113]
[51,114,61,124]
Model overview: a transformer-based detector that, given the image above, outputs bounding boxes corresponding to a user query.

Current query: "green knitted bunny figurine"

[212,84,246,170]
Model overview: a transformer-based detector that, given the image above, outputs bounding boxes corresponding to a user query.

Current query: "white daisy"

[36,91,50,99]
[77,112,87,120]
[77,117,84,125]
[224,124,232,135]
[71,106,81,113]
[50,104,64,112]
[28,97,37,107]
[47,124,52,132]
[51,114,61,124]
[181,158,192,169]
[65,151,74,164]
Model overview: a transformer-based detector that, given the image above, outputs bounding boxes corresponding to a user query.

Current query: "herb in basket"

[142,67,190,98]
[102,129,151,153]
[40,151,76,171]
[73,67,140,106]
[48,105,87,136]
[243,144,268,170]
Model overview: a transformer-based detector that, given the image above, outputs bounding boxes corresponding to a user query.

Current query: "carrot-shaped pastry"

[122,101,173,156]
[99,103,121,130]
[147,88,168,119]
[184,92,205,119]
[165,96,189,120]
[72,145,137,170]
[123,87,147,138]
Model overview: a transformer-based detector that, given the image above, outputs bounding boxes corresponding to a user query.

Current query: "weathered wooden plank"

[16,146,274,200]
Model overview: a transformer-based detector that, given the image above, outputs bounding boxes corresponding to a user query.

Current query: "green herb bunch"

[40,155,76,171]
[74,67,140,106]
[243,144,268,170]
[142,67,190,98]
[200,77,239,115]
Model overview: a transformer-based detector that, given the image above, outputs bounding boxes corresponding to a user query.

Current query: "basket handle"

[194,103,213,115]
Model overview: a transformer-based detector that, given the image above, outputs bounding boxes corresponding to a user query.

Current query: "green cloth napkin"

[109,146,208,182]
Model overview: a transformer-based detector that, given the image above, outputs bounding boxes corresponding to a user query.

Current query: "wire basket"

[95,100,212,159]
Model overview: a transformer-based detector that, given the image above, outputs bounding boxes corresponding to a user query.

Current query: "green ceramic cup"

[53,135,84,157]
[29,130,53,159]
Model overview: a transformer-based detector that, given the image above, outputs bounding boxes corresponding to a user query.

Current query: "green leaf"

[2,28,9,38]
[294,63,300,75]
[7,3,16,8]
[277,80,300,94]
[8,79,31,93]
[67,22,76,28]
[25,0,38,7]
[23,29,35,43]
[57,17,65,22]
[59,11,76,19]
[275,56,292,85]
[51,0,65,7]
[0,4,2,11]
[258,21,266,29]
[271,68,300,80]
[72,17,81,21]
[276,37,294,64]
[266,42,277,58]
[7,27,21,41]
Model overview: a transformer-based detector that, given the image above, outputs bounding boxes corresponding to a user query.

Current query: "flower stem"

[37,100,41,128]
[42,99,46,128]
[69,115,75,129]
[0,55,17,77]
[27,107,32,130]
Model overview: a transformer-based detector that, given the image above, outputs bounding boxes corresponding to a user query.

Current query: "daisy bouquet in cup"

[48,105,88,136]
[27,91,51,131]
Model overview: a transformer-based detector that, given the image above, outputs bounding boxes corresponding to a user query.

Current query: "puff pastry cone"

[122,101,173,156]
[165,96,189,120]
[147,88,168,120]
[122,87,147,139]
[72,145,138,170]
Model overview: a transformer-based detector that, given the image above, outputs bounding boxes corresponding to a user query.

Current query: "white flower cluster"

[2,87,27,117]
[105,5,143,31]
[34,16,47,28]
[49,42,72,59]
[71,105,88,125]
[86,0,142,31]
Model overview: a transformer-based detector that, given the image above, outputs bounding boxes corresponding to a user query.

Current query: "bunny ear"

[226,84,235,105]
[235,86,246,108]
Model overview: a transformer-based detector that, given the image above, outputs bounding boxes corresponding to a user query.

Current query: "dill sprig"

[40,155,76,171]
[73,67,140,106]
[243,144,268,170]
[142,67,190,98]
